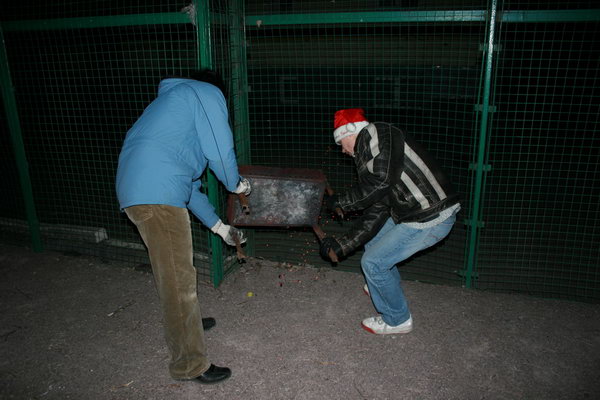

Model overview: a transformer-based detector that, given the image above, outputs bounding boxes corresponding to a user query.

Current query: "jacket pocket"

[125,205,154,224]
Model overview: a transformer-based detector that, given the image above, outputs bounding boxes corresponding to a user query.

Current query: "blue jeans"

[362,213,457,326]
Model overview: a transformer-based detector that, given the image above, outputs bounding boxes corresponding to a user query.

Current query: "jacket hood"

[158,78,189,94]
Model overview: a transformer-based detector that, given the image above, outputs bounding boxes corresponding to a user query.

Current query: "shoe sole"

[194,371,232,385]
[195,375,231,385]
[361,322,413,335]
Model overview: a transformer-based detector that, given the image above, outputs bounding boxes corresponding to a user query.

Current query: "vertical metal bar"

[195,0,212,69]
[464,0,498,288]
[0,26,43,252]
[228,0,254,257]
[194,0,224,287]
[229,0,250,164]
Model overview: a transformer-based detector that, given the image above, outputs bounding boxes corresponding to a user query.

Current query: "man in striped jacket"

[320,108,460,335]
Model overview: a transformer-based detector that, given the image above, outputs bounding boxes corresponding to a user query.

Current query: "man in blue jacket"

[116,70,249,384]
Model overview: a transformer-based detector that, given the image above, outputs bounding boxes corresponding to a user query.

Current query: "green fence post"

[0,26,43,252]
[464,0,498,288]
[194,0,224,287]
[229,0,251,165]
[229,0,254,257]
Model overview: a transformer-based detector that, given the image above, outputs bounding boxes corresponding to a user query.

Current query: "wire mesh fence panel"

[244,7,483,284]
[1,1,599,300]
[0,97,28,243]
[476,18,600,301]
[0,1,188,20]
[245,1,487,14]
[1,14,216,280]
[502,1,599,10]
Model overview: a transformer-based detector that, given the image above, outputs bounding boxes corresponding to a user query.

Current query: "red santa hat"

[333,108,369,144]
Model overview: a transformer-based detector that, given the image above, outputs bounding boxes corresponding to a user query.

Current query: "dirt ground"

[1,242,599,400]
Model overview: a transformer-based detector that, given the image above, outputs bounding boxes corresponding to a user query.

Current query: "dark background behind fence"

[1,0,598,302]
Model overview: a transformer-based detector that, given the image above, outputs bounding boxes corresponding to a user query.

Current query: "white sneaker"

[363,284,369,296]
[361,315,413,335]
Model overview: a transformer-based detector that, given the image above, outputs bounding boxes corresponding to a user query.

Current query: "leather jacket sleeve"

[336,202,390,257]
[333,124,402,256]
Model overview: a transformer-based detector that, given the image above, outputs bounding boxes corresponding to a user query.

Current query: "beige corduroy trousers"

[125,204,210,379]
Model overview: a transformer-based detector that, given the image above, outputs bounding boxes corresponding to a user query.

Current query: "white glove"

[233,177,251,196]
[210,220,246,246]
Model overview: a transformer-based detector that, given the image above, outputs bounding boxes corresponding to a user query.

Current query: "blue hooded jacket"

[116,78,240,229]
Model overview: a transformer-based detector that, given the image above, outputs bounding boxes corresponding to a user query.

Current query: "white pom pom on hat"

[333,108,369,144]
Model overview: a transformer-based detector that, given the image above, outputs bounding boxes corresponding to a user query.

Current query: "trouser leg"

[362,218,410,326]
[362,216,456,326]
[125,204,210,379]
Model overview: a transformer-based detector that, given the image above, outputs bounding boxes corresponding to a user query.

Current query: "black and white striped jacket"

[335,122,459,256]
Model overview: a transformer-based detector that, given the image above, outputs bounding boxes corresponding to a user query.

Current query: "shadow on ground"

[1,242,599,400]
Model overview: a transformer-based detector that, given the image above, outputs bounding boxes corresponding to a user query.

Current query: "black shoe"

[195,364,231,384]
[202,317,216,331]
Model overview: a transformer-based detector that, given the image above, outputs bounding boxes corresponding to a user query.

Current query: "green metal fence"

[0,0,243,286]
[1,1,598,302]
